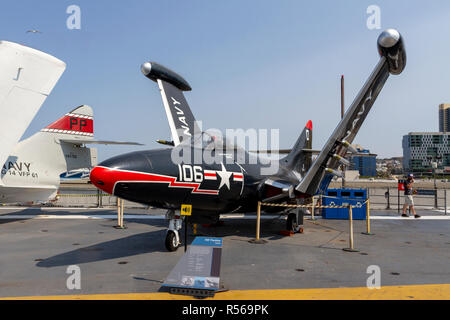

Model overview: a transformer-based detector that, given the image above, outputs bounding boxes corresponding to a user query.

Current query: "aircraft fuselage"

[90,148,272,215]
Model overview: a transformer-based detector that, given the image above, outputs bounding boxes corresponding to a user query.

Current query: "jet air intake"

[141,62,192,91]
[377,28,406,75]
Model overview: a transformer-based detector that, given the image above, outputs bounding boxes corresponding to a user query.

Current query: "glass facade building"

[439,104,450,132]
[402,132,450,173]
[350,147,377,177]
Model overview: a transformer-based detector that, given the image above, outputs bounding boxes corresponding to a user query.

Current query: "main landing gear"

[286,200,304,233]
[165,210,183,252]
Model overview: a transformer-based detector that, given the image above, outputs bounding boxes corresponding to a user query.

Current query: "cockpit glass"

[180,132,224,149]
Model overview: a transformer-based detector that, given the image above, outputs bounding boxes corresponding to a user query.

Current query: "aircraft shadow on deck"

[183,218,286,241]
[35,219,289,268]
[36,229,169,268]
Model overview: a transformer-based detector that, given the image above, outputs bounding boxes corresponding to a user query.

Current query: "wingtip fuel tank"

[377,28,406,75]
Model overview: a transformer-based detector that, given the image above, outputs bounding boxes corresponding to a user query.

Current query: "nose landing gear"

[165,210,183,251]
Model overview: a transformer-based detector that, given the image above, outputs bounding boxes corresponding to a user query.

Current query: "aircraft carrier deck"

[0,206,449,300]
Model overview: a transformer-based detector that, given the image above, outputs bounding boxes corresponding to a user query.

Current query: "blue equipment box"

[322,189,367,220]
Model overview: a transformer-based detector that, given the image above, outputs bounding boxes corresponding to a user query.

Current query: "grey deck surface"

[0,207,449,298]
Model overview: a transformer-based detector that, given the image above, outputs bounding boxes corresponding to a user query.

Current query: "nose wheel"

[165,230,180,252]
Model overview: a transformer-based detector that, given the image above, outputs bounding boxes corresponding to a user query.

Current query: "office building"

[439,103,450,132]
[402,132,450,174]
[349,145,377,177]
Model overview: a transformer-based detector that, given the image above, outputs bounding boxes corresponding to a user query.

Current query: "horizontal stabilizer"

[44,105,143,146]
[61,139,143,146]
[302,149,321,154]
[265,179,295,192]
[252,148,375,157]
[249,149,292,154]
[261,179,295,202]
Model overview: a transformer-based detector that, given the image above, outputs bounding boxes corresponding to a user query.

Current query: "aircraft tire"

[165,231,179,252]
[287,213,301,233]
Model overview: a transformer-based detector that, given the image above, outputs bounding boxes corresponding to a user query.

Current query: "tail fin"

[282,120,313,176]
[0,41,66,170]
[5,105,97,189]
[41,105,94,138]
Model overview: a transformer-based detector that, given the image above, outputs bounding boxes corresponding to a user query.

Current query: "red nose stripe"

[90,166,219,195]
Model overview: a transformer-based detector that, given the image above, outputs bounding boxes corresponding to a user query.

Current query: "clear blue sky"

[2,0,450,160]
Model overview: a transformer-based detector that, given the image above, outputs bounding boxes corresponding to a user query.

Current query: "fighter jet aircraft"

[90,29,406,251]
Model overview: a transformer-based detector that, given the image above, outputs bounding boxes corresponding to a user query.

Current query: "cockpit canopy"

[179,131,241,152]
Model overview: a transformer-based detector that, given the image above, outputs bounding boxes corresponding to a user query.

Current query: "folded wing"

[141,62,200,146]
[296,29,406,196]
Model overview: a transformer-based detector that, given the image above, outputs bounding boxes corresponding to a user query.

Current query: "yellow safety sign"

[181,204,192,216]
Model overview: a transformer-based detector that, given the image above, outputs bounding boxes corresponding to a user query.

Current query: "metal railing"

[49,189,147,209]
[367,187,448,214]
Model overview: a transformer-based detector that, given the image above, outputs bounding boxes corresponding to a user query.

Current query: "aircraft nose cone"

[90,166,114,194]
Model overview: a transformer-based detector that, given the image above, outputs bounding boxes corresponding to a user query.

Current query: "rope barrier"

[317,194,370,202]
[260,200,369,209]
[57,194,111,198]
[251,198,371,252]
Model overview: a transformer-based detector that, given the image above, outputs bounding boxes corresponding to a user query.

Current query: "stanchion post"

[249,201,267,244]
[434,188,438,209]
[445,189,447,216]
[117,198,120,224]
[115,198,120,228]
[256,201,261,240]
[386,187,391,209]
[349,205,354,247]
[311,196,315,220]
[184,216,188,252]
[343,205,359,252]
[120,198,124,227]
[114,198,126,229]
[362,198,374,235]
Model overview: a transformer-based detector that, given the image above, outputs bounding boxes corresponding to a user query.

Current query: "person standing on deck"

[402,174,421,218]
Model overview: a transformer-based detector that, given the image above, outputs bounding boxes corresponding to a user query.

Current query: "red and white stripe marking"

[41,128,94,136]
[233,173,244,182]
[41,112,94,136]
[204,170,217,180]
[66,113,93,120]
[91,166,220,195]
